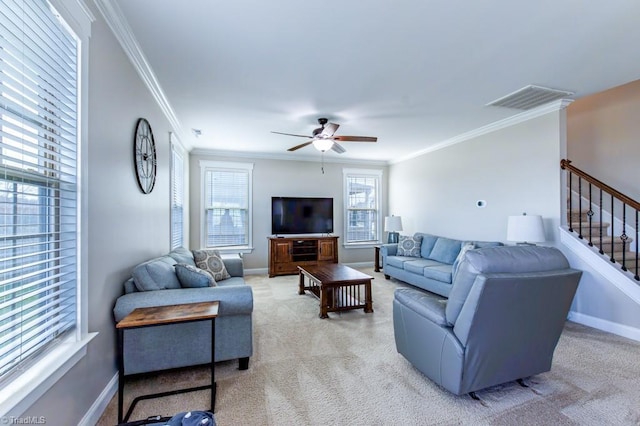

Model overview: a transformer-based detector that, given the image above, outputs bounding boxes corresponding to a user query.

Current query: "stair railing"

[561,159,639,281]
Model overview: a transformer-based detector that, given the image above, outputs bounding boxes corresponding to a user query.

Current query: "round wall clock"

[133,117,157,194]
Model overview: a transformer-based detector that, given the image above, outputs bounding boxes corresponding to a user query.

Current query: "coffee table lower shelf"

[298,264,373,319]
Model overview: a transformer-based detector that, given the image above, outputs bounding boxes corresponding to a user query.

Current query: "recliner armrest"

[394,288,448,326]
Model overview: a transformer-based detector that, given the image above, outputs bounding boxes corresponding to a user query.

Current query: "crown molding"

[189,148,388,167]
[93,0,189,149]
[391,98,574,164]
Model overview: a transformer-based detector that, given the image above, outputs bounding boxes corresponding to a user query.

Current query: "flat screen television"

[271,197,334,235]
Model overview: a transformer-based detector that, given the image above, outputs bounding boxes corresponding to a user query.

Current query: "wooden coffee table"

[298,264,373,318]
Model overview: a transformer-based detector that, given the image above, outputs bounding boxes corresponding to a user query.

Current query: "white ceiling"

[109,0,640,163]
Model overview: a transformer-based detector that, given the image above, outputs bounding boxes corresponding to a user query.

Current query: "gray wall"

[388,111,565,244]
[189,154,388,270]
[22,3,176,424]
[567,79,640,200]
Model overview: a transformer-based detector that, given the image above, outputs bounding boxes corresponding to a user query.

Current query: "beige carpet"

[98,268,640,425]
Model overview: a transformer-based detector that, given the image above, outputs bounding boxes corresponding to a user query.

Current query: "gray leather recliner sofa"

[393,245,582,395]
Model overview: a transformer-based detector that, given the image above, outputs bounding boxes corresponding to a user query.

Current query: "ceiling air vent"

[486,85,574,110]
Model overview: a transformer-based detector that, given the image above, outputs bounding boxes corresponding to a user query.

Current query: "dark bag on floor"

[118,411,215,426]
[164,411,215,426]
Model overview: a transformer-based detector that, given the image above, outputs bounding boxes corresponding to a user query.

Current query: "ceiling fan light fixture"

[312,139,334,152]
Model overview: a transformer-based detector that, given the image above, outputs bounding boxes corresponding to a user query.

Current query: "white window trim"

[170,133,186,250]
[199,160,254,253]
[343,168,384,248]
[0,0,96,418]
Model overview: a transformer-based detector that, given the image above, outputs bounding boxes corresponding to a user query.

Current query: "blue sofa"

[381,233,503,297]
[113,248,253,375]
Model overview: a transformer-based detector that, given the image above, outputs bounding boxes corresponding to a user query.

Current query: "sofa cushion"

[423,264,453,283]
[428,237,463,264]
[397,235,423,257]
[193,249,231,281]
[417,233,439,259]
[168,247,196,267]
[386,256,416,269]
[132,256,181,291]
[404,258,445,275]
[451,242,476,280]
[124,278,137,294]
[175,263,216,288]
[216,276,246,288]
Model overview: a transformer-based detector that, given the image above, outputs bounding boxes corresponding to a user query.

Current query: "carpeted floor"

[98,268,640,425]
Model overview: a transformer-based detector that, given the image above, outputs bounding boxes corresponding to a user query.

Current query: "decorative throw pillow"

[451,242,476,280]
[192,249,231,281]
[397,235,423,257]
[428,238,463,264]
[132,257,182,292]
[175,263,216,288]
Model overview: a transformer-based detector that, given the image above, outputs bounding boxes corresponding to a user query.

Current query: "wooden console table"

[116,301,219,424]
[374,245,382,272]
[268,236,338,277]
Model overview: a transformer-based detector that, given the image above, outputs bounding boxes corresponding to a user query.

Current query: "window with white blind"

[170,143,184,250]
[0,0,79,385]
[200,161,253,251]
[343,169,383,245]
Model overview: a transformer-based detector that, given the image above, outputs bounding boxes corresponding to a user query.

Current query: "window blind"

[170,146,184,250]
[0,0,78,380]
[204,168,249,247]
[345,173,380,243]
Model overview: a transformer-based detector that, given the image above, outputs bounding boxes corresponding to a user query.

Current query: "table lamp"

[507,213,545,245]
[384,216,403,244]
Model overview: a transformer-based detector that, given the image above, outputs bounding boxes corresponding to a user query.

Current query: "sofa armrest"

[394,288,448,326]
[223,257,244,277]
[113,284,253,322]
[380,243,398,257]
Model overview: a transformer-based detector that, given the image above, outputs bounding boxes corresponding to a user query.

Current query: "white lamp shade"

[312,139,334,152]
[507,214,545,243]
[384,216,403,232]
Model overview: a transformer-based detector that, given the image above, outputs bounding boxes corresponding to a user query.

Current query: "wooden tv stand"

[268,236,339,277]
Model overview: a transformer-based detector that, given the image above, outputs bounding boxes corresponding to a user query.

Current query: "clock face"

[133,118,157,194]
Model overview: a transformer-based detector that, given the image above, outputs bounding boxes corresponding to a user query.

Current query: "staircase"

[569,211,637,273]
[560,160,640,342]
[562,159,639,282]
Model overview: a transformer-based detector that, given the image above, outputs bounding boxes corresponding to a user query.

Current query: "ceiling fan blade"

[332,136,378,142]
[287,141,313,152]
[331,142,346,154]
[321,123,339,137]
[271,131,312,138]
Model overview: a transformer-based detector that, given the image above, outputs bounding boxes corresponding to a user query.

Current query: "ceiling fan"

[271,118,377,154]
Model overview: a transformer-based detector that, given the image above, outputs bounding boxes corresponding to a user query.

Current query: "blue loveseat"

[381,233,503,297]
[113,247,253,374]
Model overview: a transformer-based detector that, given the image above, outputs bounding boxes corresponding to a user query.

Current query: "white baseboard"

[345,261,375,269]
[568,311,640,342]
[245,267,268,275]
[79,373,117,426]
